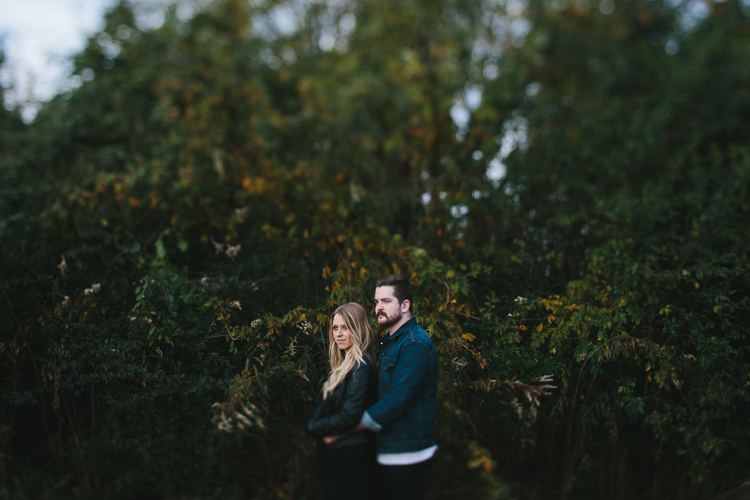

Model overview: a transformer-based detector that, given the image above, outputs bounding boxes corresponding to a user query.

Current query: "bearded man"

[360,274,439,500]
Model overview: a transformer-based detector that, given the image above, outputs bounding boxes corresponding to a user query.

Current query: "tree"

[1,0,749,498]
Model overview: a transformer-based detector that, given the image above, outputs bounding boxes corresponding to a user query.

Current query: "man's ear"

[401,299,410,314]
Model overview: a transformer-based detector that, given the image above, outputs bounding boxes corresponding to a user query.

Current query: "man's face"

[374,286,404,329]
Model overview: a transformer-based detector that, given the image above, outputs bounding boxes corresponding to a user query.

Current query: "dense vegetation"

[1,0,749,498]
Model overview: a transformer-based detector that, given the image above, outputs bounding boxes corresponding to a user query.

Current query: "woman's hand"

[323,435,343,445]
[323,423,365,444]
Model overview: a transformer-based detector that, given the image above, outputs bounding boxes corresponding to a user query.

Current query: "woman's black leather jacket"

[306,354,377,448]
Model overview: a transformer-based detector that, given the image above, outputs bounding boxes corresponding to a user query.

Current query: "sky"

[0,0,116,120]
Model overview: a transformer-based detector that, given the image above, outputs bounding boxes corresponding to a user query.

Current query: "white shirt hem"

[377,445,437,465]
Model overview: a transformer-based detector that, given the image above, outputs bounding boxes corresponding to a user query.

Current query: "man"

[361,274,439,499]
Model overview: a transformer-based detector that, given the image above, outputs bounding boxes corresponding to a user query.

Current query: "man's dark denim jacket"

[365,317,439,454]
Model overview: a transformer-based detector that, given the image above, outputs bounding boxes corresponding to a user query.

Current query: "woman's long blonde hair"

[322,302,374,399]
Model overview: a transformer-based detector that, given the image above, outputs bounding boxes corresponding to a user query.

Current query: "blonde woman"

[306,302,377,500]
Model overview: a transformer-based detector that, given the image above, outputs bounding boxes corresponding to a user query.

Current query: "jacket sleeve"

[305,398,326,436]
[365,341,433,428]
[305,360,374,437]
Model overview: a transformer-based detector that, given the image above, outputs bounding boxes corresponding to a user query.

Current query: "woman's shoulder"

[351,354,376,375]
[360,352,376,368]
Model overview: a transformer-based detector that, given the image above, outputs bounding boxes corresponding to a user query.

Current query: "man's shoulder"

[406,320,428,337]
[403,321,435,349]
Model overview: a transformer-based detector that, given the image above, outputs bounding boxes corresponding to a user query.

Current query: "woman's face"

[331,313,354,350]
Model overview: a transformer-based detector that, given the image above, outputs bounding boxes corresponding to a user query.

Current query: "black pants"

[378,459,432,500]
[314,442,377,500]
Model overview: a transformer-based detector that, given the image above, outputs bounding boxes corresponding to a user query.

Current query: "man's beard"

[377,310,402,329]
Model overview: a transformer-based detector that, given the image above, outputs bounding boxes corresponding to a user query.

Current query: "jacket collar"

[387,316,417,341]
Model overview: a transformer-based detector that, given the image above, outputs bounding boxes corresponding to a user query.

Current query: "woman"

[306,302,378,500]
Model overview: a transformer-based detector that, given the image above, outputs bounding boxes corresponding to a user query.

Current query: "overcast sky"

[0,0,116,120]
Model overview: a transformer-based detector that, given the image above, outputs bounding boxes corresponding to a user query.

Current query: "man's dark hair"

[375,274,413,314]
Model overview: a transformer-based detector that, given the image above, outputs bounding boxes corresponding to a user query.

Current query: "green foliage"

[2,0,750,498]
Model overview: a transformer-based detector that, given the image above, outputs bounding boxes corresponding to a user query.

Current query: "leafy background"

[1,0,749,498]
